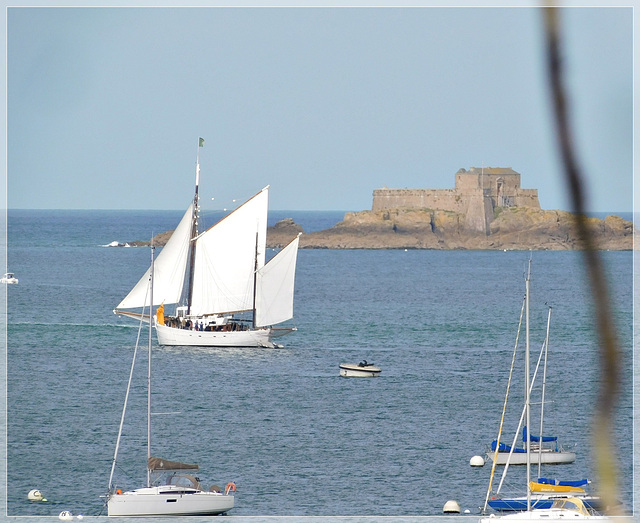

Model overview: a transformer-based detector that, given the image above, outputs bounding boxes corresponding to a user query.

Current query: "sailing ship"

[106,247,235,516]
[115,138,301,348]
[480,260,604,521]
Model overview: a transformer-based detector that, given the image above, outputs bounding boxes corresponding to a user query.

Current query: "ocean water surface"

[5,210,634,520]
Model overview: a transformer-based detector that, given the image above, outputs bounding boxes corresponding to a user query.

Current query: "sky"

[3,1,636,213]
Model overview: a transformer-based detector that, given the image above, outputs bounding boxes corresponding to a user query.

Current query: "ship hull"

[107,487,233,517]
[155,322,294,348]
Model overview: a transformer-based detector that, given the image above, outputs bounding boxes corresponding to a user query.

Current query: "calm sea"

[4,210,634,520]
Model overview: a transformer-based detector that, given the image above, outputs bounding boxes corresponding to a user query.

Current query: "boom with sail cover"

[147,457,199,472]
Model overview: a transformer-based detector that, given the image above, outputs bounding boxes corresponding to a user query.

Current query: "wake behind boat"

[114,138,301,348]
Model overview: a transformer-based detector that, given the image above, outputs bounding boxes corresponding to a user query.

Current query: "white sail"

[189,188,268,317]
[255,234,300,327]
[116,204,193,310]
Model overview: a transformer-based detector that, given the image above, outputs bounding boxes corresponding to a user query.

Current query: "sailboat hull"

[107,487,233,517]
[487,450,576,465]
[480,509,606,521]
[488,496,603,512]
[155,322,294,348]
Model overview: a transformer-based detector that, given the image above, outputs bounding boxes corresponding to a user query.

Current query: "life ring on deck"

[225,482,236,495]
[116,489,122,495]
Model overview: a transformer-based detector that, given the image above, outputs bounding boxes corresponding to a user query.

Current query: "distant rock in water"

[120,230,175,247]
[267,218,305,248]
[128,209,633,251]
[129,219,306,249]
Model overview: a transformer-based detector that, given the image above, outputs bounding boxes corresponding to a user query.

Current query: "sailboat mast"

[147,245,155,488]
[537,305,552,477]
[186,138,204,316]
[252,230,259,329]
[525,259,532,511]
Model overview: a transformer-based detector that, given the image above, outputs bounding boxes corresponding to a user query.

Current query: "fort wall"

[372,167,540,233]
[372,189,466,214]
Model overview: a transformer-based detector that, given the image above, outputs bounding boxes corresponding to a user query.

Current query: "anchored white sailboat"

[485,273,575,468]
[115,138,301,348]
[106,247,235,517]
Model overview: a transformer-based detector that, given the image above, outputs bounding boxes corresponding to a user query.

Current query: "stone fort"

[372,167,540,233]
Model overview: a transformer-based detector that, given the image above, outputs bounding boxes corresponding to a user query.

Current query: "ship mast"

[252,230,259,328]
[186,137,204,316]
[525,257,532,511]
[147,245,154,487]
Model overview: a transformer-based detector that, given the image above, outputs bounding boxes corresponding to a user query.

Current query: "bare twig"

[542,6,622,515]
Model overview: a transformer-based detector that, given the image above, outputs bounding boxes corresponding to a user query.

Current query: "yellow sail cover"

[529,481,585,493]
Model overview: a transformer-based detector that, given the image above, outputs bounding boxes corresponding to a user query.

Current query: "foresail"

[116,204,193,310]
[254,234,300,327]
[190,187,268,317]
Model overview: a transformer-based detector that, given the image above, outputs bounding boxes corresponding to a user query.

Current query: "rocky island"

[267,207,632,250]
[268,166,633,251]
[136,167,634,250]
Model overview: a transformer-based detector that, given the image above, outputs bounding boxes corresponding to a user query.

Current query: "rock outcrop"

[130,208,633,250]
[289,208,633,250]
[266,217,304,248]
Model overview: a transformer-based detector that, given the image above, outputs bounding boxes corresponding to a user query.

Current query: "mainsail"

[190,187,268,317]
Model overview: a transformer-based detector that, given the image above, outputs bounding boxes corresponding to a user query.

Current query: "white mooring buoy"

[470,455,485,467]
[28,489,43,501]
[443,500,461,513]
[58,511,73,521]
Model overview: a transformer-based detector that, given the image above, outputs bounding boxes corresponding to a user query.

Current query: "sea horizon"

[5,208,635,220]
